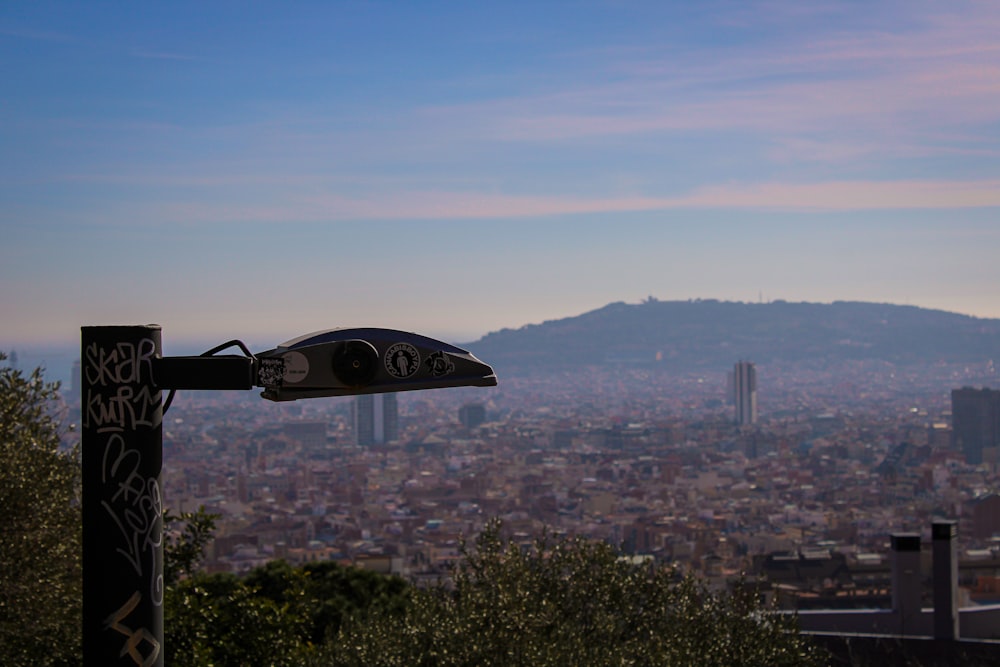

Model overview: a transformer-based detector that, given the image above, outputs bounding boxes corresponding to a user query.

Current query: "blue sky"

[2,1,999,350]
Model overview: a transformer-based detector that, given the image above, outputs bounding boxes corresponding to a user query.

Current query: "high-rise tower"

[458,403,486,429]
[952,387,1000,464]
[353,393,399,446]
[733,361,757,426]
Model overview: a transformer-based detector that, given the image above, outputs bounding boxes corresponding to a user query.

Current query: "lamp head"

[255,328,497,401]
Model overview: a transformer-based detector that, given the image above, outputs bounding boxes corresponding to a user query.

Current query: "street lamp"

[81,325,496,667]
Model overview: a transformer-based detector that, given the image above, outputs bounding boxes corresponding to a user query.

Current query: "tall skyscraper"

[354,393,399,446]
[458,403,487,429]
[951,387,1000,465]
[733,361,757,426]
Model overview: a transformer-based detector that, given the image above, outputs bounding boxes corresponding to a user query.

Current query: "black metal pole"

[82,325,164,667]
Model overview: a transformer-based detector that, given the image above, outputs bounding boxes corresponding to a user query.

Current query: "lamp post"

[81,324,496,666]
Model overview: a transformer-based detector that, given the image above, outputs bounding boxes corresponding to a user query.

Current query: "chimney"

[891,532,922,632]
[932,521,959,640]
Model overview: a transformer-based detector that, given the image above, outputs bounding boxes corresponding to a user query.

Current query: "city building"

[283,421,328,455]
[733,361,757,426]
[458,403,487,429]
[951,387,1000,464]
[354,392,399,446]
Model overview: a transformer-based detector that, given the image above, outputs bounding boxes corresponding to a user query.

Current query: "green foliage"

[294,560,410,644]
[164,506,220,586]
[240,561,409,644]
[0,356,81,666]
[165,572,310,667]
[323,520,822,667]
[165,559,410,664]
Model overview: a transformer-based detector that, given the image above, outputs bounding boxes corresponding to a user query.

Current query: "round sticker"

[281,351,310,384]
[384,343,420,379]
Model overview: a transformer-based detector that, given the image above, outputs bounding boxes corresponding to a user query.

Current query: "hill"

[464,299,1000,373]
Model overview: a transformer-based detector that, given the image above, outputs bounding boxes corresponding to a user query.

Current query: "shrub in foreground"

[323,521,821,667]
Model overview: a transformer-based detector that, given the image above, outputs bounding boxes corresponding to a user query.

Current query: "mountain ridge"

[462,299,1000,373]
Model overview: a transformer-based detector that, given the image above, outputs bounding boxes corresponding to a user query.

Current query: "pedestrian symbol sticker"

[385,343,420,379]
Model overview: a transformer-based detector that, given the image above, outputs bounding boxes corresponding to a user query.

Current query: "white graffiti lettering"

[85,384,159,432]
[84,339,156,387]
[101,434,163,578]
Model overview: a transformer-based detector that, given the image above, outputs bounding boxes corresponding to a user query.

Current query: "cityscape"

[33,316,1000,616]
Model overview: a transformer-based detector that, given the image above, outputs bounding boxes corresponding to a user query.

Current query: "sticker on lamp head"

[385,343,420,379]
[281,351,310,384]
[425,350,455,377]
[258,358,285,388]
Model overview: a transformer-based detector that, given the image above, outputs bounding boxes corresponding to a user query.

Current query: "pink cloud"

[418,2,1000,160]
[141,178,1000,224]
[677,179,1000,211]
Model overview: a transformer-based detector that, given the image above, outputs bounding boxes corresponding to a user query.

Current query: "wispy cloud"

[111,178,1000,225]
[677,179,1000,211]
[302,179,1000,217]
[12,1,1000,231]
[419,1,1000,166]
[0,26,75,43]
[131,51,198,61]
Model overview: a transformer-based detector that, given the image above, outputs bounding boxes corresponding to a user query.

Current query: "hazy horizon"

[4,294,999,356]
[5,295,1000,395]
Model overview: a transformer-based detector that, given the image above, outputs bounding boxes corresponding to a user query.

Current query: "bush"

[0,357,81,666]
[324,520,822,667]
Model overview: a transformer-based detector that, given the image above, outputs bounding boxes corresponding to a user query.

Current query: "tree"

[161,507,312,667]
[247,559,410,644]
[0,355,81,666]
[164,506,220,586]
[164,558,411,665]
[165,571,310,667]
[323,520,823,667]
